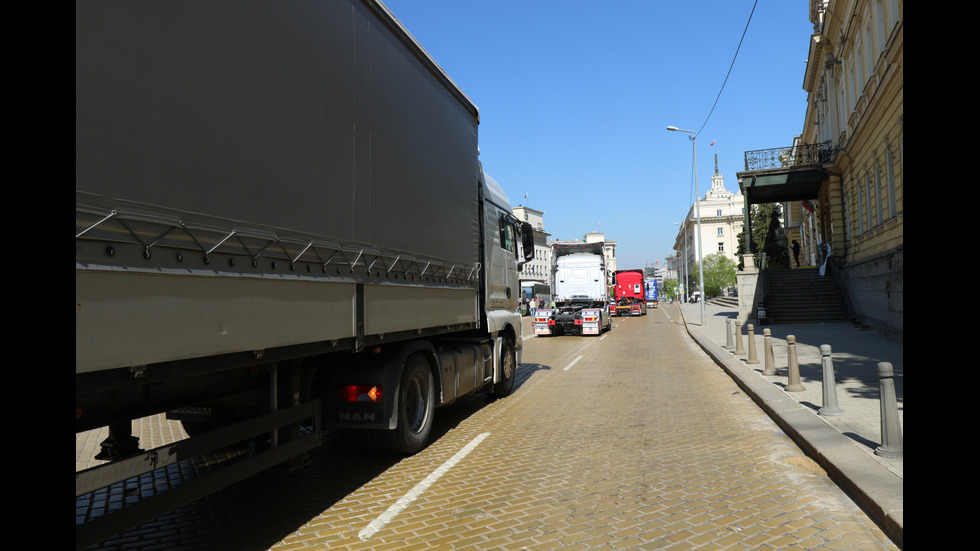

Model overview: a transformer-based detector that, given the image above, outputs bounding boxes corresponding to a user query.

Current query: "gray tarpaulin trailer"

[76,1,532,546]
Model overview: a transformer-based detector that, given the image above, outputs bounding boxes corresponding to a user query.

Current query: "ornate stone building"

[736,0,902,339]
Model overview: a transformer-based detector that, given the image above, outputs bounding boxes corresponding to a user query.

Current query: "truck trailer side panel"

[76,0,480,260]
[364,285,478,335]
[75,271,356,375]
[76,0,483,374]
[76,274,480,374]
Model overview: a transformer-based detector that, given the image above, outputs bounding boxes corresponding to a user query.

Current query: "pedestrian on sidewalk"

[792,240,801,267]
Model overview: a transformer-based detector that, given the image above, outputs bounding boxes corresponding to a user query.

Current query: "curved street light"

[667,125,706,326]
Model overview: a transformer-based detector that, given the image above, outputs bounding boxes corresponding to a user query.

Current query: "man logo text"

[339,412,375,422]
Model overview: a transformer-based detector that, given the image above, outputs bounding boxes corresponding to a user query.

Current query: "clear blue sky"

[382,0,814,270]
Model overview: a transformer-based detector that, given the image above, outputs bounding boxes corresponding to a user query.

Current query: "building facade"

[803,0,903,338]
[512,206,551,285]
[735,0,902,340]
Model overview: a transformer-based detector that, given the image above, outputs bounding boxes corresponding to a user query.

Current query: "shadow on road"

[83,362,556,551]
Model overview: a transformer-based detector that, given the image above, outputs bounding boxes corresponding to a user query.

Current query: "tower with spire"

[706,153,735,200]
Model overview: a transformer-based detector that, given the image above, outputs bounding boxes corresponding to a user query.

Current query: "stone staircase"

[767,268,848,323]
[707,295,738,308]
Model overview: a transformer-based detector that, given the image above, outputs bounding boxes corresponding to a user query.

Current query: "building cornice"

[804,32,828,93]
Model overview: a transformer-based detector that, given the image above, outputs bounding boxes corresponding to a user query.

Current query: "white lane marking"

[357,432,491,541]
[563,355,584,371]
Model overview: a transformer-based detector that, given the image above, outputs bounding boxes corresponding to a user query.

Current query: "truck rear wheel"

[375,355,434,454]
[493,338,516,397]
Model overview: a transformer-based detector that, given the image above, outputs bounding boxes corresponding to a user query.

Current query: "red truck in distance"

[611,269,648,317]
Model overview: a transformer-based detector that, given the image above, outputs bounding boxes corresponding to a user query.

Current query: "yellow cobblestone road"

[80,305,898,550]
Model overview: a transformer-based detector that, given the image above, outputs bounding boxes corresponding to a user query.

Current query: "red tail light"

[340,385,382,403]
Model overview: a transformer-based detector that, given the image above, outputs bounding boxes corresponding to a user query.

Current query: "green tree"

[692,253,737,297]
[737,203,790,269]
[662,277,679,300]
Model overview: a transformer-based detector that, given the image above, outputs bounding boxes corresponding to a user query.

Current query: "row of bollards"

[726,318,902,459]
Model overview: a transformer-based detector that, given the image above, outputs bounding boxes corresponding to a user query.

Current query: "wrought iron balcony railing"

[743,142,834,171]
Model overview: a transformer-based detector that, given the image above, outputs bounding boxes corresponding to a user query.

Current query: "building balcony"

[736,142,834,204]
[743,142,834,172]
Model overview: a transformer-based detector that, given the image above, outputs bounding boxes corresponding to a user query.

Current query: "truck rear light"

[340,385,382,403]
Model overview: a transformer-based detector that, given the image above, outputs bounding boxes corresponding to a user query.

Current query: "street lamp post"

[667,125,706,326]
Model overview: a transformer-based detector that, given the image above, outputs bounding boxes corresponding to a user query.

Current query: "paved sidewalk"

[672,301,903,547]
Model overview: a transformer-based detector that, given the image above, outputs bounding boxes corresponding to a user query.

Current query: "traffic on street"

[77,305,898,550]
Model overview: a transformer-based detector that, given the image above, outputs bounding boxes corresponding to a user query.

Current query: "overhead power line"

[696,0,759,137]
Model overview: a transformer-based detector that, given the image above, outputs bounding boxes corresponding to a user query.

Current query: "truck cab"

[611,269,647,316]
[482,170,534,335]
[534,242,610,336]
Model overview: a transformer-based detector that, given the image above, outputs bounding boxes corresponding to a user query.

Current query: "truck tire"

[493,337,516,397]
[376,354,435,454]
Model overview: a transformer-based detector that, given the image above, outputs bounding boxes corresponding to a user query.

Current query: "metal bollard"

[746,324,759,364]
[734,320,744,355]
[874,362,903,459]
[785,335,805,391]
[725,318,733,349]
[763,329,776,376]
[817,344,843,416]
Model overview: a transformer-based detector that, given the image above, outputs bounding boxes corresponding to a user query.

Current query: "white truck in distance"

[533,242,611,336]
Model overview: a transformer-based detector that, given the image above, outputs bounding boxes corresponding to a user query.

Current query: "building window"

[717,242,725,253]
[837,79,847,133]
[498,214,516,255]
[874,0,887,53]
[886,146,897,218]
[865,173,874,228]
[717,227,724,236]
[856,177,865,234]
[863,13,874,82]
[874,161,883,224]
